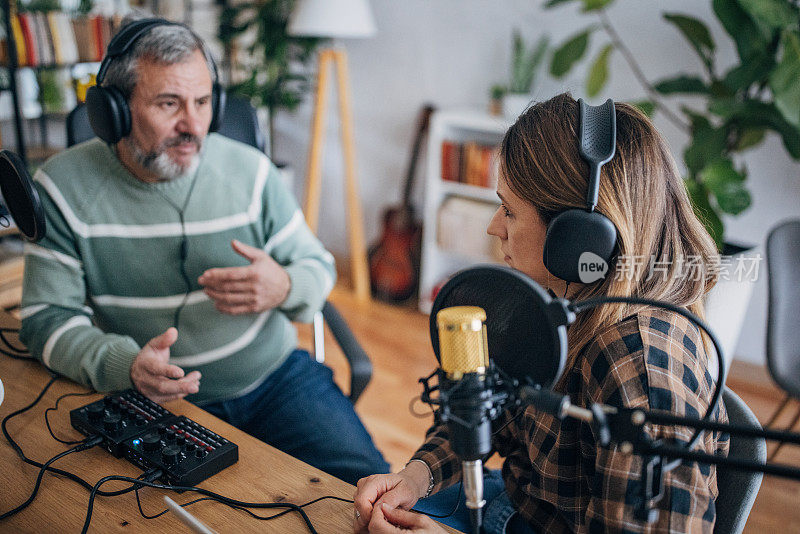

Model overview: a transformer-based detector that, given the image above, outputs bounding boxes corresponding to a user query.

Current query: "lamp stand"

[303,48,370,303]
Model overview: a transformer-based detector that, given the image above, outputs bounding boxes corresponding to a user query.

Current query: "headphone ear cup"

[543,209,618,284]
[209,83,226,133]
[85,85,130,144]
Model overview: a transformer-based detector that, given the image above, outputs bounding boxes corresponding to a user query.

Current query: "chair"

[714,388,766,534]
[66,95,372,402]
[763,220,800,458]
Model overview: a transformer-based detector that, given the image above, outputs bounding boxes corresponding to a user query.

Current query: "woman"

[354,93,729,533]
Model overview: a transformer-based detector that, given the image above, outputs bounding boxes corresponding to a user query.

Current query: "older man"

[20,18,388,484]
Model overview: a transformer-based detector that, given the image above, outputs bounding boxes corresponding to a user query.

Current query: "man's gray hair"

[103,18,217,99]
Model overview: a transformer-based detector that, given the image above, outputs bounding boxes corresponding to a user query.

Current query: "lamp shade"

[287,0,377,39]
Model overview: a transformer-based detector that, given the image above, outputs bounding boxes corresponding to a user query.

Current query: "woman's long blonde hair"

[499,93,719,372]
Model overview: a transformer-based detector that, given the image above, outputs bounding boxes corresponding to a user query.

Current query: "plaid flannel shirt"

[412,308,729,533]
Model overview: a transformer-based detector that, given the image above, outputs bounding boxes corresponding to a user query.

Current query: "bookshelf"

[418,109,512,313]
[0,0,121,164]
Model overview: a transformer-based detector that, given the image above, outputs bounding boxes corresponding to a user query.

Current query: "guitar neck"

[401,105,435,210]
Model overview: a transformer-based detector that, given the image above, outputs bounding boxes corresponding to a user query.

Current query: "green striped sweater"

[20,134,335,403]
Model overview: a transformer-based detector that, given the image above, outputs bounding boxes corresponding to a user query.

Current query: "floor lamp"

[288,0,376,303]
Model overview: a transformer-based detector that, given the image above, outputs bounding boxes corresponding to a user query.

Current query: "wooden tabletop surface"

[0,311,358,533]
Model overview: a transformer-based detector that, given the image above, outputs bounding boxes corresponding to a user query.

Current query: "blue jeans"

[199,349,390,485]
[413,470,536,534]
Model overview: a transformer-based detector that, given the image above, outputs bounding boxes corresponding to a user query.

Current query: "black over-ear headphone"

[542,98,619,284]
[85,18,226,145]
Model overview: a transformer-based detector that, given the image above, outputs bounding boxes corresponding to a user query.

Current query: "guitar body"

[368,105,434,303]
[368,207,422,302]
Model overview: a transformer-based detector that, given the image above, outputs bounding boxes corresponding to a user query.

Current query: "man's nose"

[177,104,207,137]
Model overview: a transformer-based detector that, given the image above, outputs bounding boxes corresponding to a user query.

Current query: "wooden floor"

[310,286,800,533]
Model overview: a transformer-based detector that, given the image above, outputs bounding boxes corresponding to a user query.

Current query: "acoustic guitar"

[368,104,435,303]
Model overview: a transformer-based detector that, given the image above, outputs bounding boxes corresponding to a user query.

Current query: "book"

[437,196,504,261]
[10,14,27,66]
[17,13,37,66]
[440,140,499,188]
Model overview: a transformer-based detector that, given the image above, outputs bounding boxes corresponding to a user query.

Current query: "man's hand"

[130,328,200,403]
[198,240,291,315]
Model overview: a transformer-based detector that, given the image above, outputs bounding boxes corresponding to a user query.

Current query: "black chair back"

[766,220,800,398]
[714,388,765,534]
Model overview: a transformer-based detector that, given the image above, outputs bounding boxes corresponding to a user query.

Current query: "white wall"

[272,0,800,366]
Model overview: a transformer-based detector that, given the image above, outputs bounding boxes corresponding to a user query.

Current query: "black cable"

[82,476,320,534]
[135,489,355,522]
[0,329,28,353]
[0,434,103,520]
[44,390,97,444]
[570,295,726,471]
[0,348,35,360]
[1,377,139,497]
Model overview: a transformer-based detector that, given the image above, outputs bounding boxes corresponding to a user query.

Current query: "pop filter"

[430,265,568,389]
[0,150,45,242]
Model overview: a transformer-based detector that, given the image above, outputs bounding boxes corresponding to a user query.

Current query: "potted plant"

[218,0,320,160]
[546,0,800,371]
[493,30,549,118]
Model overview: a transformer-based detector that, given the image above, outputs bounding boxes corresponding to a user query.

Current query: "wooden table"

[0,312,357,533]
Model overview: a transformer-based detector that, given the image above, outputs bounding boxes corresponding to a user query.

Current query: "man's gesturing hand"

[198,240,291,315]
[130,328,200,403]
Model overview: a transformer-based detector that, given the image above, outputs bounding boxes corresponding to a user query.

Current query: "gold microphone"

[436,306,489,380]
[435,305,491,527]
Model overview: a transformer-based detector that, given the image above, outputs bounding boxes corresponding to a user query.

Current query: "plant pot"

[704,242,759,380]
[502,93,532,119]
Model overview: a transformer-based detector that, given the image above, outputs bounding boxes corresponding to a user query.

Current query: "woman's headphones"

[542,98,619,284]
[85,18,226,145]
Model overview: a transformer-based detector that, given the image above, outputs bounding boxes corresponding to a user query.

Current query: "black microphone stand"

[522,386,800,522]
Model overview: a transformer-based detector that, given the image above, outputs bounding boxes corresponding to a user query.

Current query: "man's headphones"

[85,18,226,145]
[542,98,619,284]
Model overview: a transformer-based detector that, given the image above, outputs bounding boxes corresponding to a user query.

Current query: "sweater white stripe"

[24,243,83,270]
[169,310,271,366]
[19,304,49,319]
[93,290,210,309]
[264,210,304,254]
[293,258,335,295]
[42,315,92,367]
[34,158,269,239]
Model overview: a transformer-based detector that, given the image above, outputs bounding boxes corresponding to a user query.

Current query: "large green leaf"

[712,0,771,61]
[734,129,766,151]
[722,52,775,92]
[769,30,800,128]
[653,75,709,95]
[581,0,614,12]
[683,112,728,174]
[631,100,656,117]
[709,99,800,158]
[663,13,716,68]
[544,0,577,7]
[699,159,751,215]
[550,29,592,78]
[739,0,798,30]
[684,179,725,250]
[586,44,614,97]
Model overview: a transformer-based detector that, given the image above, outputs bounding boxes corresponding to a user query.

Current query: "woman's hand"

[353,462,431,533]
[368,503,446,533]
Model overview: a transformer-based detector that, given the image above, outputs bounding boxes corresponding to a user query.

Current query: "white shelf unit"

[418,109,512,313]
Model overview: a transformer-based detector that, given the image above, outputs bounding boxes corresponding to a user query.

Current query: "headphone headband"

[96,18,218,85]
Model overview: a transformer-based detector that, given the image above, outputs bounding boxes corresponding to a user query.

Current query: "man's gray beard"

[126,136,202,180]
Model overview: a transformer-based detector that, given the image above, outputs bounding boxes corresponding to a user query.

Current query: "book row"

[440,140,500,189]
[1,12,122,68]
